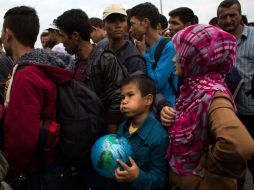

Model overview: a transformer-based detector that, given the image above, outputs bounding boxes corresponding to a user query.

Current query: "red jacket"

[4,64,73,182]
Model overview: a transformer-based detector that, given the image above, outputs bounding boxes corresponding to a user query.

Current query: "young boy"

[115,75,169,190]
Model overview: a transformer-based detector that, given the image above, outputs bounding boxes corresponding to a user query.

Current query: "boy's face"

[120,82,151,118]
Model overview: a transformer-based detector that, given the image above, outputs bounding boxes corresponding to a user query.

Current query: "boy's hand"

[160,106,176,127]
[115,157,139,183]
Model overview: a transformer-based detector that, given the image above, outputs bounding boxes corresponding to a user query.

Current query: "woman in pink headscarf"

[160,25,254,190]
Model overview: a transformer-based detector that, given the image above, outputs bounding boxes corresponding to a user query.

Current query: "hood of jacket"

[16,49,74,84]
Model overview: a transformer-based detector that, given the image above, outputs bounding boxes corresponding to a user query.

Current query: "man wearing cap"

[99,4,146,74]
[46,22,67,53]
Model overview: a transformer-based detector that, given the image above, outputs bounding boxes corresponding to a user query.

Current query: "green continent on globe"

[98,150,115,170]
[106,135,119,145]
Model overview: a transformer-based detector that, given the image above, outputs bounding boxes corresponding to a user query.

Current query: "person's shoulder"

[145,114,168,140]
[163,38,174,50]
[52,43,66,53]
[0,53,13,69]
[100,50,116,62]
[90,47,116,65]
[13,66,46,91]
[155,37,174,56]
[17,65,42,74]
[245,25,254,31]
[244,25,254,38]
[117,119,129,136]
[209,92,234,115]
[124,40,137,50]
[96,37,109,48]
[16,65,50,83]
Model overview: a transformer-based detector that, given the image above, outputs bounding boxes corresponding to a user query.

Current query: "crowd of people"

[0,0,253,190]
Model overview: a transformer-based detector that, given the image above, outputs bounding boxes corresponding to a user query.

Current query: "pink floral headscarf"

[167,24,237,176]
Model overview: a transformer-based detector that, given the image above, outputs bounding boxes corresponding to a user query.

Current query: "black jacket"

[76,47,125,125]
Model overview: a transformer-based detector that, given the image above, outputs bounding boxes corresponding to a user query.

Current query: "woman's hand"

[160,106,176,127]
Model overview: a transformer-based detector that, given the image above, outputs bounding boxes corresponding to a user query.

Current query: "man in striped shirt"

[218,0,254,184]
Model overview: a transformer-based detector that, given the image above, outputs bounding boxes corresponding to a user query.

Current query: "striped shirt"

[235,25,254,115]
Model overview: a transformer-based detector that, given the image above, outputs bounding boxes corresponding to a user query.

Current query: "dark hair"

[169,7,195,25]
[129,2,160,29]
[249,22,254,27]
[55,9,92,41]
[121,75,156,107]
[89,17,104,28]
[159,14,168,30]
[242,15,248,25]
[194,15,199,24]
[217,0,241,16]
[209,17,218,26]
[40,31,49,39]
[126,9,132,29]
[3,6,39,48]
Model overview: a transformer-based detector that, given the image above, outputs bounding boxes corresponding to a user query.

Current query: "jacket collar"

[123,113,157,141]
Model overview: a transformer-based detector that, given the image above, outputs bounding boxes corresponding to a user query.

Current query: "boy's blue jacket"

[116,113,169,190]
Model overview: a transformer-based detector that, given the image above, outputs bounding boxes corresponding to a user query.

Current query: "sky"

[0,0,254,48]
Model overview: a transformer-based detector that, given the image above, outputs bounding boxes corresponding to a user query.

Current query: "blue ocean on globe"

[91,134,133,179]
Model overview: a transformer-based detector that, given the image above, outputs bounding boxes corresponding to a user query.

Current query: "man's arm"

[207,95,254,178]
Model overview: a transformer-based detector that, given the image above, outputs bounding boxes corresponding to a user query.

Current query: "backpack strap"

[4,64,19,108]
[153,37,171,68]
[153,38,179,97]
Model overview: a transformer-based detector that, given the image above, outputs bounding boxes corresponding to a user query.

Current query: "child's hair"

[121,75,156,108]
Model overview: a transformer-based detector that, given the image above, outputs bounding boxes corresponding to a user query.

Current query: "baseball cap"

[103,4,127,20]
[46,23,58,31]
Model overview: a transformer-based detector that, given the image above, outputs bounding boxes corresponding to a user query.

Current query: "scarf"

[167,24,237,176]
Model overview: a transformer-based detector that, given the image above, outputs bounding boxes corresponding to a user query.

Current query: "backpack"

[153,37,180,98]
[55,79,105,166]
[13,65,106,166]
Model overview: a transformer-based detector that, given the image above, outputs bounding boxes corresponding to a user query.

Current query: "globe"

[91,134,133,179]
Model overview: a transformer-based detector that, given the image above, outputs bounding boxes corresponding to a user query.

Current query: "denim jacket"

[116,113,169,190]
